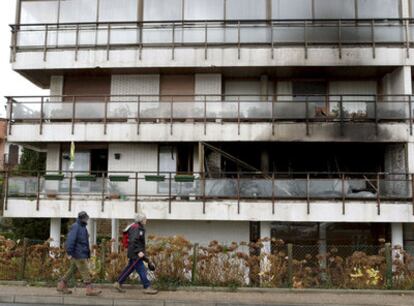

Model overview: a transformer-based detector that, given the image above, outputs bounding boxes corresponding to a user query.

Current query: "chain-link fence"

[0,236,413,290]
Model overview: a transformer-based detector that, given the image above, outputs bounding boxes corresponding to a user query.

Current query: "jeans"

[117,258,151,289]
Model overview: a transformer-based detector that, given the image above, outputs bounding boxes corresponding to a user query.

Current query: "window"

[357,0,400,18]
[272,0,312,19]
[59,0,98,23]
[314,0,355,19]
[20,0,59,24]
[98,0,139,22]
[143,0,182,21]
[184,0,224,20]
[226,0,266,20]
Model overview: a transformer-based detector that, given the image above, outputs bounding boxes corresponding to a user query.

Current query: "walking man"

[57,211,101,296]
[113,213,158,294]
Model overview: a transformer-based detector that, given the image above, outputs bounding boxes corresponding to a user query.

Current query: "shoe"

[56,280,72,294]
[85,283,102,296]
[143,287,158,295]
[113,281,126,293]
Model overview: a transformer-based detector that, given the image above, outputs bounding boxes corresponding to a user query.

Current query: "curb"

[0,281,414,296]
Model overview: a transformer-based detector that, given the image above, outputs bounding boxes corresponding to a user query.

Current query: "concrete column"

[111,218,119,253]
[49,218,61,248]
[87,219,97,247]
[260,221,271,254]
[318,223,328,270]
[391,223,404,261]
[401,0,411,18]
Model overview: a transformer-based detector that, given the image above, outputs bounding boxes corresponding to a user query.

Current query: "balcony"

[3,170,414,222]
[10,19,414,70]
[6,94,412,142]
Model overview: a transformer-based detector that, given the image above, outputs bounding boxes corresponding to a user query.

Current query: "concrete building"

[4,0,414,254]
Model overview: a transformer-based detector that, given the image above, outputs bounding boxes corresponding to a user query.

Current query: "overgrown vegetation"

[0,235,413,290]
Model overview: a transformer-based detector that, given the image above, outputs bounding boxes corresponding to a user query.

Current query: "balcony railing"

[10,18,414,62]
[3,171,414,215]
[6,94,413,136]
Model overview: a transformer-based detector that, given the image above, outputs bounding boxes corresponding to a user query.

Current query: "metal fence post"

[287,243,293,288]
[100,239,106,281]
[191,243,199,284]
[385,242,392,289]
[21,238,29,280]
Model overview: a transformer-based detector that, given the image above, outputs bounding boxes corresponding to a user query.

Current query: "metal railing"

[3,170,414,216]
[9,18,414,61]
[6,94,413,136]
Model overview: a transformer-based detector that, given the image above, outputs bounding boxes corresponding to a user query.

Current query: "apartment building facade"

[4,0,414,253]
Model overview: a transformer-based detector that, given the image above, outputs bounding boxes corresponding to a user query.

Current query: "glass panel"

[226,0,266,20]
[357,0,400,18]
[13,101,41,120]
[8,177,38,197]
[108,101,137,119]
[44,102,73,120]
[240,25,270,43]
[184,0,224,20]
[272,0,312,19]
[274,102,306,119]
[143,0,182,21]
[59,0,98,23]
[110,25,140,45]
[140,101,170,119]
[273,24,305,43]
[75,101,104,119]
[205,178,238,197]
[306,24,338,43]
[99,0,138,22]
[374,23,404,43]
[240,102,272,119]
[17,25,45,47]
[142,26,173,43]
[20,0,59,24]
[315,0,355,19]
[341,23,371,43]
[173,102,204,119]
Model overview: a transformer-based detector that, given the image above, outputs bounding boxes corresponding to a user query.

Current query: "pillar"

[49,218,61,248]
[391,223,404,261]
[87,219,97,246]
[318,223,328,270]
[260,221,271,254]
[111,218,119,253]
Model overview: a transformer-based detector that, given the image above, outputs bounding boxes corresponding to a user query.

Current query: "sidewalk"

[0,284,413,306]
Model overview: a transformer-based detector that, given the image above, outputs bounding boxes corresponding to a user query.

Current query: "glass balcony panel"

[340,24,372,43]
[345,179,377,198]
[75,101,104,120]
[43,102,73,120]
[377,101,409,120]
[308,179,343,198]
[205,178,238,197]
[56,26,77,47]
[17,26,45,47]
[273,26,305,44]
[240,26,270,44]
[275,179,307,198]
[13,101,41,120]
[374,25,404,43]
[142,27,173,44]
[108,102,137,119]
[239,179,272,198]
[380,176,412,199]
[306,26,338,43]
[240,102,272,119]
[177,27,205,44]
[8,177,38,197]
[274,102,306,119]
[173,102,204,119]
[78,27,97,46]
[110,25,140,45]
[140,102,171,119]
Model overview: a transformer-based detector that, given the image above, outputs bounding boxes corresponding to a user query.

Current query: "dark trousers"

[117,258,151,289]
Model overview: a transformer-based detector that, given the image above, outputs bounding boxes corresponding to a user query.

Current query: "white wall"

[146,220,250,245]
[108,143,158,196]
[46,143,60,171]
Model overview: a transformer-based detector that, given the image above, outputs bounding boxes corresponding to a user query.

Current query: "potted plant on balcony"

[75,174,97,182]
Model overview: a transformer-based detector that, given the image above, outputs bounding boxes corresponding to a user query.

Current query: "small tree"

[17,147,46,173]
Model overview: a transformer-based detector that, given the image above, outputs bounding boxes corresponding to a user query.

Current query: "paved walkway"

[0,284,413,306]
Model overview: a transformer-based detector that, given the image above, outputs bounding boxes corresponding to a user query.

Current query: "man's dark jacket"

[127,223,146,260]
[65,219,90,259]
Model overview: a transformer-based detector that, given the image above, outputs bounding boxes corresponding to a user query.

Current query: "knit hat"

[134,213,147,223]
